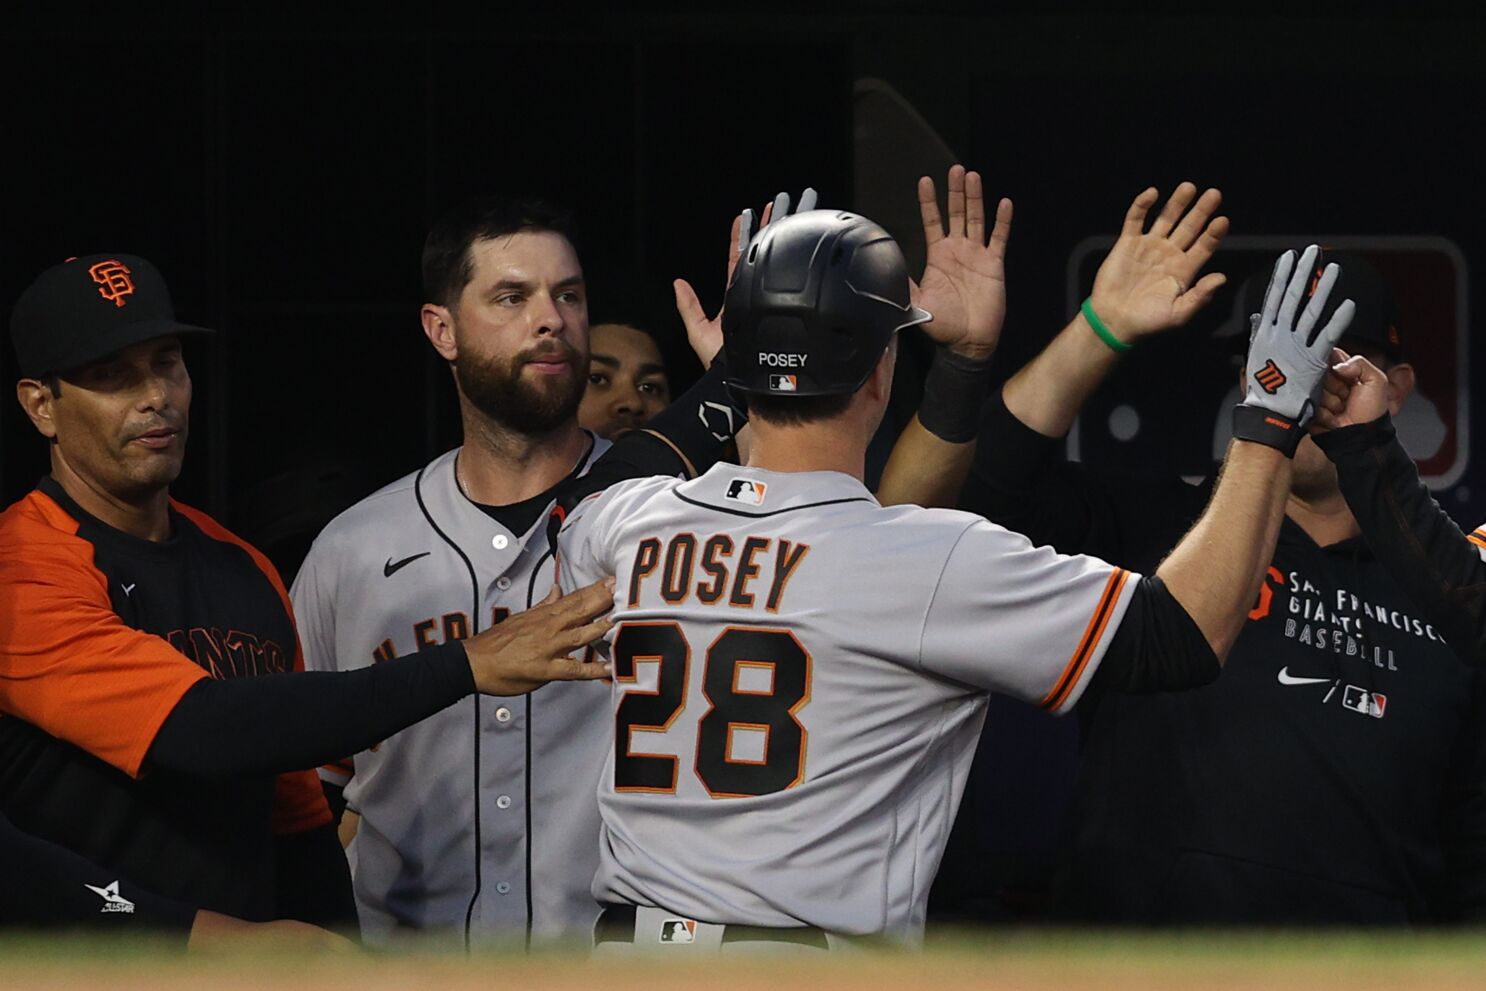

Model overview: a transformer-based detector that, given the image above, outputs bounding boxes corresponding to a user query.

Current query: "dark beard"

[453,343,586,437]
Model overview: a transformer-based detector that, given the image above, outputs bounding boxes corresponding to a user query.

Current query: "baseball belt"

[595,902,830,949]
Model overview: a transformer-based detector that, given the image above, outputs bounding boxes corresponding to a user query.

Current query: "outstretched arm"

[146,578,615,778]
[877,164,1013,507]
[1004,182,1229,438]
[1312,352,1486,663]
[1154,246,1352,659]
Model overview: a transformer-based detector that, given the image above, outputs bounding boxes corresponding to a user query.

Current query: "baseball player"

[0,253,616,932]
[293,177,1011,944]
[967,200,1482,924]
[292,194,785,944]
[578,322,672,440]
[554,199,1354,946]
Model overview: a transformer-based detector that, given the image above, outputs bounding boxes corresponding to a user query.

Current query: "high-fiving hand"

[912,165,1012,361]
[673,189,818,367]
[1243,245,1355,422]
[1232,245,1356,456]
[1088,182,1229,345]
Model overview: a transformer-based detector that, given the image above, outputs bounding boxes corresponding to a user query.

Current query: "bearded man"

[288,198,738,944]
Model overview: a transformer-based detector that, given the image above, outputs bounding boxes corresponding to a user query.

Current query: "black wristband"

[918,348,992,443]
[1231,404,1304,457]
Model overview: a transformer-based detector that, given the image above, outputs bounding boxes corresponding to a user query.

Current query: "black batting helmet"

[722,210,931,398]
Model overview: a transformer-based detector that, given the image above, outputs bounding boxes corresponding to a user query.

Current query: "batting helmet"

[722,210,931,398]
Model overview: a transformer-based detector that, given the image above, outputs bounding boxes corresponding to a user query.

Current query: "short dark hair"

[44,373,62,398]
[421,196,576,308]
[743,391,854,426]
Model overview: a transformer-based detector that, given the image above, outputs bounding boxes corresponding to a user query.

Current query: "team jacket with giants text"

[0,477,330,920]
[966,396,1486,924]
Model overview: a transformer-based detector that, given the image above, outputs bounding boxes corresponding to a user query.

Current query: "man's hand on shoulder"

[463,577,615,695]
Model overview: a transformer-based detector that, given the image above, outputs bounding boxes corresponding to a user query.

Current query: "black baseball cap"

[1239,249,1402,362]
[9,253,213,378]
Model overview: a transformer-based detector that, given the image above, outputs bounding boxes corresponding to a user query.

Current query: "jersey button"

[492,534,509,550]
[496,882,511,895]
[496,794,512,809]
[496,576,512,591]
[494,706,513,723]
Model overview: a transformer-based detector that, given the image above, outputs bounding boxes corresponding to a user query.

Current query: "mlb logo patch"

[1341,685,1387,719]
[769,374,797,392]
[725,478,767,506]
[659,918,697,944]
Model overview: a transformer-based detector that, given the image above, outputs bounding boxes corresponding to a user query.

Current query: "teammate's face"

[448,231,589,437]
[578,323,671,439]
[18,337,191,501]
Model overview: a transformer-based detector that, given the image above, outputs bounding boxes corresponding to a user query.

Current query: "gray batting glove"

[1232,245,1355,455]
[738,187,819,257]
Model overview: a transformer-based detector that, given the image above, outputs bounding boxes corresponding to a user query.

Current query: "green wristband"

[1081,297,1132,353]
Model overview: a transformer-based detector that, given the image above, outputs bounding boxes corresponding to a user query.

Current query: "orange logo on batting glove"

[1255,359,1287,394]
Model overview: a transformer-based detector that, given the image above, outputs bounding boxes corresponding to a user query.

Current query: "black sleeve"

[1440,671,1486,922]
[562,360,746,508]
[321,781,347,830]
[148,641,475,778]
[1088,575,1220,695]
[961,390,1203,569]
[0,812,196,938]
[274,824,358,934]
[1315,414,1486,665]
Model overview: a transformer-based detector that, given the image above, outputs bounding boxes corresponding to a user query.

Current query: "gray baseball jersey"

[557,463,1137,941]
[291,440,613,942]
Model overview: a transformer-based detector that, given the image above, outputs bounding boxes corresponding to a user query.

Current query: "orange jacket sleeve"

[0,506,207,779]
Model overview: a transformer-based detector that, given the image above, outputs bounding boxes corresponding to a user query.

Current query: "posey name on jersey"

[626,533,810,612]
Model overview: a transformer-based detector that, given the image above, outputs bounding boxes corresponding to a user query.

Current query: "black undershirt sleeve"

[1315,414,1486,665]
[321,781,348,830]
[962,390,1204,568]
[562,360,746,508]
[148,641,475,778]
[1089,575,1220,695]
[1440,671,1486,921]
[274,824,358,933]
[0,811,196,937]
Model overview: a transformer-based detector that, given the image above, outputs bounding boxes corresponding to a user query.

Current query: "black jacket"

[1318,414,1486,666]
[962,396,1486,924]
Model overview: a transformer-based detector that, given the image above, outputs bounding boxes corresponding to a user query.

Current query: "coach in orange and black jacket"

[0,255,615,931]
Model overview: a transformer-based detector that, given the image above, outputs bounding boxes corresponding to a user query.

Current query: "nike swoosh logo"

[384,552,431,578]
[1277,667,1333,686]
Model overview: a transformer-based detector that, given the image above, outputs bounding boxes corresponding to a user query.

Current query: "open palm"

[1089,182,1229,342]
[912,165,1012,361]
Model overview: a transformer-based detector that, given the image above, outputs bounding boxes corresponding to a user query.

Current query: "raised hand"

[912,165,1013,361]
[1088,182,1229,344]
[1313,348,1391,432]
[674,189,818,366]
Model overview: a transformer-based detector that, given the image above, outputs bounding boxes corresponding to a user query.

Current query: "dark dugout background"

[3,4,1484,922]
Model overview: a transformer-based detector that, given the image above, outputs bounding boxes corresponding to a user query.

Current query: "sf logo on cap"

[89,259,136,308]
